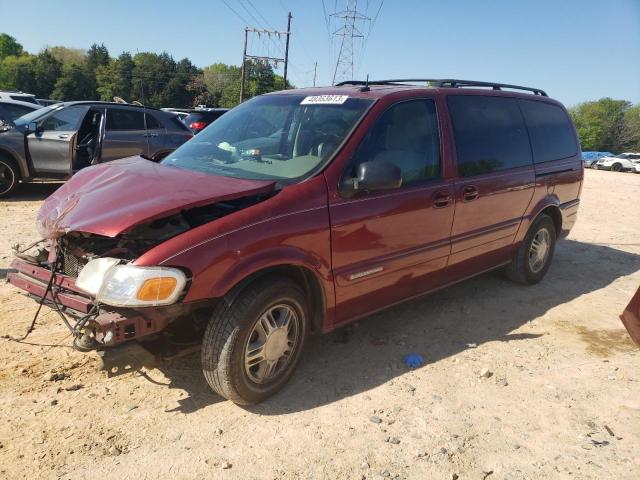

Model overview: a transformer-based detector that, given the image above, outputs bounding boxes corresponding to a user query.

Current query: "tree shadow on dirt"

[2,182,62,202]
[147,240,640,414]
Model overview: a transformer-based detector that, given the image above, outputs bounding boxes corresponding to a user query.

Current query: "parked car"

[182,108,229,133]
[7,79,583,404]
[0,101,193,197]
[631,161,640,174]
[0,99,42,124]
[595,152,640,171]
[37,99,63,107]
[581,151,613,168]
[161,108,190,122]
[0,90,40,105]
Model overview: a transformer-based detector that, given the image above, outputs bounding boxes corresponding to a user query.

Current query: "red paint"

[36,156,275,238]
[12,84,583,342]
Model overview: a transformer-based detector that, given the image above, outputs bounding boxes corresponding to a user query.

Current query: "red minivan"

[7,79,583,404]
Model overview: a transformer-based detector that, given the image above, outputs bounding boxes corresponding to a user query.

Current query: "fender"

[0,145,29,179]
[514,193,561,244]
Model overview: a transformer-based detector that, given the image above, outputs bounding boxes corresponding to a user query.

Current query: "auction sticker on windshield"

[301,95,349,105]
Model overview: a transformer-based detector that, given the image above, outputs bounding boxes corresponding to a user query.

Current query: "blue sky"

[1,0,639,106]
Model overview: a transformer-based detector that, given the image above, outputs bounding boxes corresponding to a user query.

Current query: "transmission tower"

[331,0,370,85]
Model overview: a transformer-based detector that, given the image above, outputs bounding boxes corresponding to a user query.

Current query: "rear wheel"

[0,156,19,198]
[201,277,309,405]
[505,214,556,285]
[611,163,622,172]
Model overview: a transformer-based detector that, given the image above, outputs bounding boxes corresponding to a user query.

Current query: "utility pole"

[239,27,248,104]
[313,62,317,87]
[331,0,369,85]
[283,12,292,89]
[239,13,292,103]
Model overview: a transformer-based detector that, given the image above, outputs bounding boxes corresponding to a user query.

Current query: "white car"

[0,90,40,105]
[631,161,640,174]
[595,152,640,172]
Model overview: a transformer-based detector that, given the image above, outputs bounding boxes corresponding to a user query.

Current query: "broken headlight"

[76,258,187,307]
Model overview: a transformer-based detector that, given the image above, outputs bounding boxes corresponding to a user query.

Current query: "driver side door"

[27,105,89,175]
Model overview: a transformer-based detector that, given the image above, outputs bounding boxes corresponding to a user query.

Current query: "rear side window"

[145,113,161,129]
[107,109,145,130]
[448,96,532,177]
[169,116,191,131]
[0,103,35,120]
[351,99,441,185]
[519,100,577,163]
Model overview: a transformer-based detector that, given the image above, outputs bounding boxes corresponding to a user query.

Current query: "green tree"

[32,50,62,98]
[619,105,640,151]
[0,34,23,60]
[47,46,87,65]
[86,43,109,73]
[570,98,630,151]
[0,54,36,92]
[51,63,95,100]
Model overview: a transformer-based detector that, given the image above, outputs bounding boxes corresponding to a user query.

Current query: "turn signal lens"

[136,277,178,301]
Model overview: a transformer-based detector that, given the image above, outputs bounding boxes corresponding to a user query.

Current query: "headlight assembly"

[76,258,187,307]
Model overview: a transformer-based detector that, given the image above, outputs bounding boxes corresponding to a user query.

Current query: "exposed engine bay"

[51,193,274,276]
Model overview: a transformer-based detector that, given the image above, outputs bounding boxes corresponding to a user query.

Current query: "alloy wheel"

[528,227,551,273]
[244,304,300,384]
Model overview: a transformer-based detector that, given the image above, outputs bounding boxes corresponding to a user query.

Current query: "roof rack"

[334,78,547,96]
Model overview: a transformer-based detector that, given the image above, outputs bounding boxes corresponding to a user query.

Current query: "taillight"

[189,121,206,131]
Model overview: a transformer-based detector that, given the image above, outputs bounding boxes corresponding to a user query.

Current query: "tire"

[201,276,309,405]
[611,163,622,172]
[505,214,556,285]
[0,156,19,198]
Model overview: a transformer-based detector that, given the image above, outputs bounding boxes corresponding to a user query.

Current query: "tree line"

[570,98,640,153]
[0,33,288,108]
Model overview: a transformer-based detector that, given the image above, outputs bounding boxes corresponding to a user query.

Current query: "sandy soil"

[0,170,639,480]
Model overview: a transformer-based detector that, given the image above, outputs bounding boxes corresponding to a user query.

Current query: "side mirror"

[342,161,402,196]
[27,121,40,134]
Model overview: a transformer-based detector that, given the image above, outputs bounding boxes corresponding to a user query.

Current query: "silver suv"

[0,102,194,197]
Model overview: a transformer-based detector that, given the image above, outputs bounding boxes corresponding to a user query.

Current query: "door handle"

[433,190,452,208]
[462,185,479,201]
[57,134,69,139]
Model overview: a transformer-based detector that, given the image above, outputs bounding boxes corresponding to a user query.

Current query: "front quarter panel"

[134,174,335,319]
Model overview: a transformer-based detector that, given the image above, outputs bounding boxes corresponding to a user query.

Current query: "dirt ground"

[0,169,639,480]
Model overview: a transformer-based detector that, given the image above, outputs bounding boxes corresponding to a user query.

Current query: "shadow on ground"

[3,182,62,202]
[135,240,640,414]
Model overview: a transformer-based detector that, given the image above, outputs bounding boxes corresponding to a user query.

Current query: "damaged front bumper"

[6,258,192,350]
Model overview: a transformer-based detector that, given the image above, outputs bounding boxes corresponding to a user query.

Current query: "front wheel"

[0,156,19,198]
[611,163,622,172]
[201,277,309,405]
[505,214,556,285]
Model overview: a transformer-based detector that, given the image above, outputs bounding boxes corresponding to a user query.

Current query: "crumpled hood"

[37,156,276,239]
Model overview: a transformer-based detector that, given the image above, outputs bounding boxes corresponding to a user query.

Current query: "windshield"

[614,153,628,158]
[162,94,373,181]
[13,106,55,126]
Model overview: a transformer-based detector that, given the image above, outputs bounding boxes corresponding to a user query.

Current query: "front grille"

[61,250,88,278]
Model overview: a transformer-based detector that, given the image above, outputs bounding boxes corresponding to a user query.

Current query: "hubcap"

[244,304,300,384]
[0,162,14,195]
[528,227,551,273]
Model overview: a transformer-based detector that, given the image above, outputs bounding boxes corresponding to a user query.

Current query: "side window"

[447,96,532,177]
[145,113,161,129]
[519,100,578,163]
[3,104,34,120]
[41,106,89,131]
[350,99,441,185]
[107,109,145,130]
